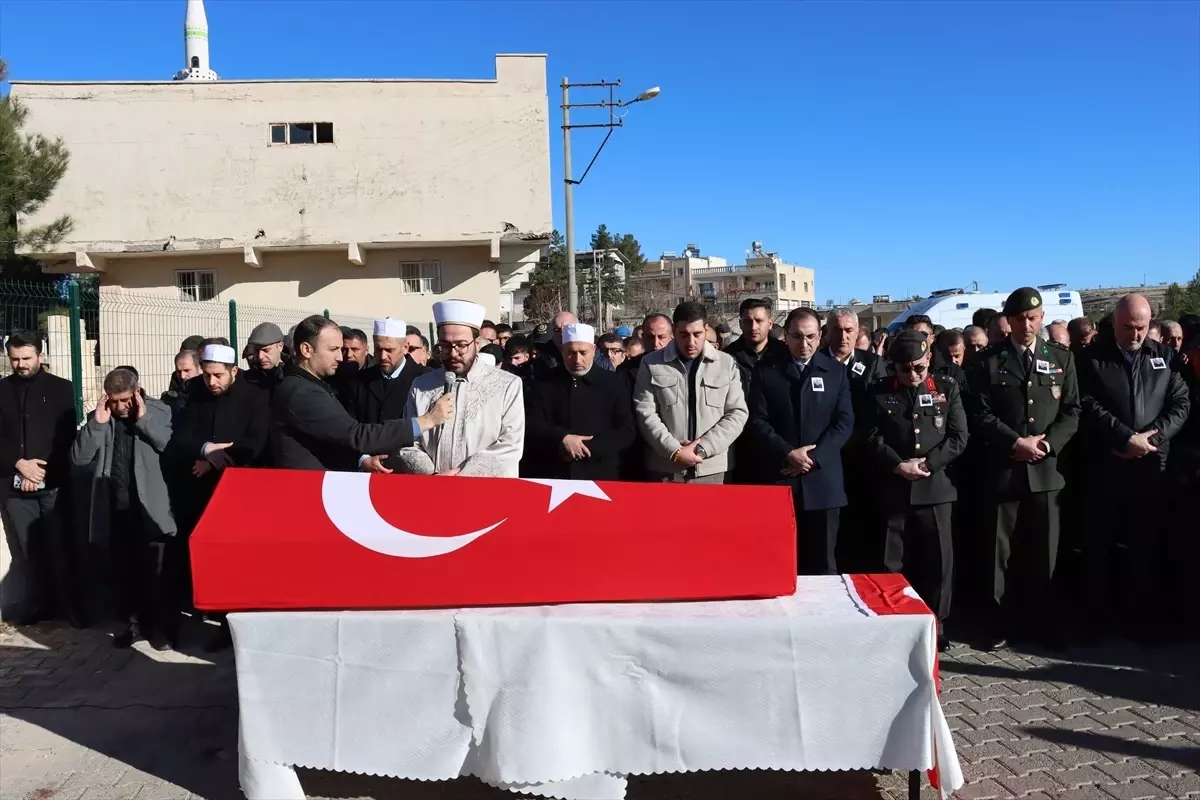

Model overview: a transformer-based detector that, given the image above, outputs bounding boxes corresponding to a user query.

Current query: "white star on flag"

[519,479,612,512]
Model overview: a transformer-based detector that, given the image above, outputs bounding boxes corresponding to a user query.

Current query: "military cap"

[533,322,550,336]
[179,335,205,352]
[888,329,931,363]
[1002,287,1043,316]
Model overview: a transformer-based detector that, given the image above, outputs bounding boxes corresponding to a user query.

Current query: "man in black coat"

[820,307,884,571]
[867,331,968,650]
[522,323,633,480]
[271,316,453,471]
[0,331,80,625]
[241,322,289,399]
[725,298,790,484]
[615,313,674,480]
[343,318,431,472]
[1077,293,1191,638]
[747,307,854,575]
[966,288,1081,649]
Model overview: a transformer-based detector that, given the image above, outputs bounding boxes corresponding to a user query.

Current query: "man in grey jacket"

[71,367,179,650]
[633,301,748,483]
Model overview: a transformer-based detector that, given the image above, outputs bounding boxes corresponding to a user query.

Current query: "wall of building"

[13,54,551,252]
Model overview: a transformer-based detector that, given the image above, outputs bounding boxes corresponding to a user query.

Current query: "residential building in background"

[627,242,816,322]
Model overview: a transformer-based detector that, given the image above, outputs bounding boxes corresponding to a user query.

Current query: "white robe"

[395,357,525,478]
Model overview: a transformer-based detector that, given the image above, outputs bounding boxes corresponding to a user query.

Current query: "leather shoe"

[937,633,951,653]
[981,636,1008,652]
[113,623,143,649]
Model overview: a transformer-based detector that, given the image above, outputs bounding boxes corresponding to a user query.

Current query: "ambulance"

[887,284,1084,334]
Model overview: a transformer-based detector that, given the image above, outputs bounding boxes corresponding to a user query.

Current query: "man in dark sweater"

[0,332,80,626]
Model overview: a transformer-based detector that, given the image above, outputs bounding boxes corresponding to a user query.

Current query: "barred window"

[399,261,441,294]
[175,270,216,302]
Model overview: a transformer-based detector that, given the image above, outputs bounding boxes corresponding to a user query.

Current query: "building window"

[191,56,199,68]
[791,280,796,291]
[399,260,441,294]
[176,270,216,302]
[270,122,335,145]
[804,281,809,293]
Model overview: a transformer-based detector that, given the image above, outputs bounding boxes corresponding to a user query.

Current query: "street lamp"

[561,78,659,317]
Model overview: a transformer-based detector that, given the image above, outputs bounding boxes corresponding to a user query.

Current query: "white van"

[887,284,1084,334]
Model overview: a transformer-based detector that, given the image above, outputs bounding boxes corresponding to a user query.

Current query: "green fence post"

[228,299,239,351]
[323,309,330,319]
[67,278,84,424]
[427,322,435,347]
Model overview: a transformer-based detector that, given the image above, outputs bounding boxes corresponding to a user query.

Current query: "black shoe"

[203,624,232,653]
[113,623,143,649]
[151,637,175,652]
[937,633,951,653]
[981,636,1008,652]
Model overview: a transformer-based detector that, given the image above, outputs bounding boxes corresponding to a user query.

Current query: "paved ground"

[2,620,1200,800]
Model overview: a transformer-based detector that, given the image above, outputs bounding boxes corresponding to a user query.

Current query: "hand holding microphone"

[418,373,457,432]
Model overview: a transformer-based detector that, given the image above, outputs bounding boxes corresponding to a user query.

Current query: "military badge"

[1051,385,1061,400]
[934,415,944,430]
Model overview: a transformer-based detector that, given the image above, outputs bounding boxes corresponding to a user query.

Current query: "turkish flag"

[190,469,798,610]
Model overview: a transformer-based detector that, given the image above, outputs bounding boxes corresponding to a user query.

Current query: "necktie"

[1023,349,1033,375]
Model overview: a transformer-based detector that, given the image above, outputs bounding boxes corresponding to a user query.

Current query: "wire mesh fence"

[1,277,434,420]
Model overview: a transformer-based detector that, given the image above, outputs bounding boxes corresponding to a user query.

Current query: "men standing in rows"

[71,368,178,649]
[867,331,968,651]
[343,318,431,473]
[397,301,525,477]
[724,299,787,484]
[272,316,453,471]
[821,307,883,571]
[748,307,853,574]
[617,313,673,480]
[242,322,288,398]
[522,323,633,480]
[966,288,1080,650]
[0,332,80,626]
[633,302,747,484]
[1077,293,1190,641]
[162,348,202,416]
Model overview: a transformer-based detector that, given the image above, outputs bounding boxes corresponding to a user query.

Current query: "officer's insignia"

[920,341,928,353]
[1051,385,1061,399]
[1031,296,1040,307]
[933,393,947,403]
[934,415,944,430]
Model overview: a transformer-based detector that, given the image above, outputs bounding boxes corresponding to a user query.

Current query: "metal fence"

[0,278,429,422]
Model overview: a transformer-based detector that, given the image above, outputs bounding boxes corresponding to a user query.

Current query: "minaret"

[173,0,219,81]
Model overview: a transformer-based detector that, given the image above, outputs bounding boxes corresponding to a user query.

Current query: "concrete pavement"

[2,620,1199,800]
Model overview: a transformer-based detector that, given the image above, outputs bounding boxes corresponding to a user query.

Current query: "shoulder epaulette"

[1046,339,1069,352]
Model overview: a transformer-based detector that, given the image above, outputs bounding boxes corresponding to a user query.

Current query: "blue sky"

[1,0,1197,303]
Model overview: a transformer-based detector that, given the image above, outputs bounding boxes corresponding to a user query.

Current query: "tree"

[623,279,676,320]
[523,229,568,321]
[1,58,74,278]
[1163,269,1200,321]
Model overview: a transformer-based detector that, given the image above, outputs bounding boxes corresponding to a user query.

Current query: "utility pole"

[560,78,660,317]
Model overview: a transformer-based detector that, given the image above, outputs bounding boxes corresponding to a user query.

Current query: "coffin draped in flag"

[190,469,798,610]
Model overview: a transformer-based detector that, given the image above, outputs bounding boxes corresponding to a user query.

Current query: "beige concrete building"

[626,242,816,322]
[12,53,552,339]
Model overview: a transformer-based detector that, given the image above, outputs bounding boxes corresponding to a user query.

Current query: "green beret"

[888,329,930,363]
[1003,287,1043,316]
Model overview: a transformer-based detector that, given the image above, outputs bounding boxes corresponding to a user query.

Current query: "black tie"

[1023,349,1033,375]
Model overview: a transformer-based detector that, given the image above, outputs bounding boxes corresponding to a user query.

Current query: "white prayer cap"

[476,351,496,369]
[200,344,236,365]
[433,299,486,330]
[561,323,595,344]
[373,317,407,338]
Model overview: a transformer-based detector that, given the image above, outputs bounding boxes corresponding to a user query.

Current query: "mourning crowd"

[1,288,1197,654]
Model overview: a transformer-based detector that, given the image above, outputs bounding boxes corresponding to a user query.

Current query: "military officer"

[966,287,1081,650]
[866,330,968,651]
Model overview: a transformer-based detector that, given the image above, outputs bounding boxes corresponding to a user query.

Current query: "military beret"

[1003,287,1043,316]
[888,329,931,363]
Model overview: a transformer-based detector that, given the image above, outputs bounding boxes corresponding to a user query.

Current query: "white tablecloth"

[230,576,962,799]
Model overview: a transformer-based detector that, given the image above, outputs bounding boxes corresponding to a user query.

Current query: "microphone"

[443,371,458,397]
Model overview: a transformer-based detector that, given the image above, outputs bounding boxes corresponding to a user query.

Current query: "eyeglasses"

[897,363,928,374]
[435,341,474,354]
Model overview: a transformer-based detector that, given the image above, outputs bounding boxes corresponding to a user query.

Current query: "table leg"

[908,769,921,800]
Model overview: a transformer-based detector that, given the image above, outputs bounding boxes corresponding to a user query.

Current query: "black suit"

[521,364,633,480]
[1077,338,1191,621]
[747,349,854,575]
[0,369,79,623]
[726,336,790,484]
[866,373,968,620]
[271,366,419,471]
[966,338,1081,635]
[343,359,431,463]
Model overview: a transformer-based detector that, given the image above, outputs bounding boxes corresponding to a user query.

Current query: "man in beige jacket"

[633,302,748,483]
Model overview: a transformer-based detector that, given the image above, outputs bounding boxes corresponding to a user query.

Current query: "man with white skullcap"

[342,317,432,474]
[173,342,272,650]
[521,322,632,480]
[395,300,525,477]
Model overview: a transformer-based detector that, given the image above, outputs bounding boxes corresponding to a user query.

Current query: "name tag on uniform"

[811,377,825,392]
[1150,357,1167,370]
[918,394,933,407]
[851,361,865,376]
[1035,359,1052,374]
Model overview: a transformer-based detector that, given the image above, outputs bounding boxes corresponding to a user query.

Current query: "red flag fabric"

[190,469,798,610]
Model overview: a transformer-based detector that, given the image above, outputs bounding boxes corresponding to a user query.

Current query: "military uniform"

[965,288,1081,646]
[866,332,969,635]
